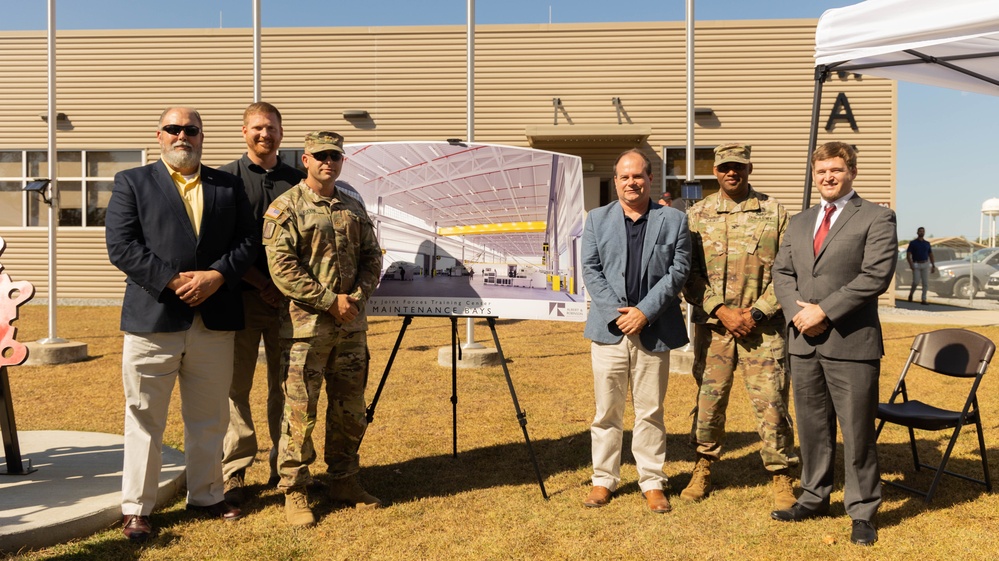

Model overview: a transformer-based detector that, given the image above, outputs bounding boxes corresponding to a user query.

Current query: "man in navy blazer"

[581,149,691,513]
[771,142,897,546]
[105,107,257,541]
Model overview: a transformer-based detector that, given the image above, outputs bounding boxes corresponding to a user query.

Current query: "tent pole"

[802,65,828,211]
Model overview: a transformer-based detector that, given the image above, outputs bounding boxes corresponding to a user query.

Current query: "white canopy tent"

[804,0,999,207]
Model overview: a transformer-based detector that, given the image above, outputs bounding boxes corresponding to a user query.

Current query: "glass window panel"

[0,181,23,226]
[87,180,114,226]
[664,148,715,177]
[27,193,49,227]
[280,150,306,174]
[87,151,142,177]
[56,181,82,226]
[0,151,22,177]
[27,150,82,178]
[665,178,720,201]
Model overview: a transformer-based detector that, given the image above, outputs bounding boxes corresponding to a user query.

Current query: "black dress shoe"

[770,502,828,522]
[851,519,878,546]
[186,501,242,521]
[122,514,152,542]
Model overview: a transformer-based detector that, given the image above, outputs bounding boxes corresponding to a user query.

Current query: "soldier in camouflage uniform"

[680,143,798,510]
[263,131,383,526]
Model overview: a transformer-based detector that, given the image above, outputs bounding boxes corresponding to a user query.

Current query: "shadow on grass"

[351,428,820,504]
[34,507,216,561]
[358,430,592,503]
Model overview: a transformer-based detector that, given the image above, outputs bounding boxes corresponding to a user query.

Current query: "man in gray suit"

[581,149,691,514]
[771,142,897,546]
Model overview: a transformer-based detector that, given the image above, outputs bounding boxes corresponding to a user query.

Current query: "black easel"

[365,315,548,499]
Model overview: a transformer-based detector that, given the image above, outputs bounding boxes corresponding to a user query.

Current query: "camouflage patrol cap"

[304,131,345,154]
[714,143,751,166]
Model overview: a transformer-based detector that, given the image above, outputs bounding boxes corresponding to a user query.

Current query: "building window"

[662,146,720,202]
[279,149,305,173]
[0,149,142,227]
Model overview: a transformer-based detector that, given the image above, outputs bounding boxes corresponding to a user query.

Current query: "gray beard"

[163,145,201,171]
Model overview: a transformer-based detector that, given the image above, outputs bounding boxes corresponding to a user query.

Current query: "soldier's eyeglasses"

[160,124,202,137]
[310,151,343,163]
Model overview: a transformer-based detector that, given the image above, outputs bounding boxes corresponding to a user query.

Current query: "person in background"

[905,226,935,305]
[219,102,306,503]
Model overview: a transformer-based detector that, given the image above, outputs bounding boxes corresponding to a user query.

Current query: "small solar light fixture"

[342,110,370,119]
[24,179,53,205]
[681,180,702,202]
[39,112,68,122]
[446,138,465,146]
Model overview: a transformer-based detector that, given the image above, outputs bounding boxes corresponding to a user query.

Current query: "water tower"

[981,198,999,247]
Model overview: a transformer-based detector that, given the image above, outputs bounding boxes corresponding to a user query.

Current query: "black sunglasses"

[161,124,202,137]
[310,151,343,162]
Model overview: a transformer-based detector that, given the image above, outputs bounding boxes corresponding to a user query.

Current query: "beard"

[162,141,202,171]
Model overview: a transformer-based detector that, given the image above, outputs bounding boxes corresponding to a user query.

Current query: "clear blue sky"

[6,0,998,242]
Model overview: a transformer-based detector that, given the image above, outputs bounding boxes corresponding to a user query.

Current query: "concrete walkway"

[881,300,999,326]
[0,430,184,554]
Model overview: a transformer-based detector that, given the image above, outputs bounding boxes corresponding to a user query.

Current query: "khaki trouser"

[222,290,286,481]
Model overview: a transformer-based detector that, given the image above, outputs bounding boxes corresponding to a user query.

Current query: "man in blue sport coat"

[105,106,257,541]
[581,148,691,513]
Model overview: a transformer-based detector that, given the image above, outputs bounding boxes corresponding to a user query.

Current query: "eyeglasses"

[310,151,344,163]
[161,124,202,137]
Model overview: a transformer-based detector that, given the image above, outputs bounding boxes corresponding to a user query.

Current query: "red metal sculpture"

[1,235,36,474]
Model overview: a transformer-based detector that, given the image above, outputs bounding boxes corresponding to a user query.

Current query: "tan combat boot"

[285,488,315,527]
[680,457,713,502]
[328,475,383,509]
[772,471,797,510]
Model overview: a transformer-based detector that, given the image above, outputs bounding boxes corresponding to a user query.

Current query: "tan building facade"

[0,19,895,299]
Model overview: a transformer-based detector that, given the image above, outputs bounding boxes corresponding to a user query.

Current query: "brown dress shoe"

[644,489,672,514]
[584,485,612,508]
[122,514,152,542]
[186,501,242,521]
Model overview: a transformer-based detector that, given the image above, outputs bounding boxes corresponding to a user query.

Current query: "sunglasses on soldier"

[310,151,343,163]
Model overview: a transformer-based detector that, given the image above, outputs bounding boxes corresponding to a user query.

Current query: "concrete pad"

[0,430,185,553]
[881,302,999,326]
[669,349,693,375]
[437,345,502,368]
[23,341,89,366]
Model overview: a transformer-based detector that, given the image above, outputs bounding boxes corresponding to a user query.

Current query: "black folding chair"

[875,328,994,502]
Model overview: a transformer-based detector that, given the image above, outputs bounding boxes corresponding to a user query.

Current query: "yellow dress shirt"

[163,159,203,237]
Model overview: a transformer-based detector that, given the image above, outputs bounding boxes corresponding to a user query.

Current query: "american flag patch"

[265,206,282,219]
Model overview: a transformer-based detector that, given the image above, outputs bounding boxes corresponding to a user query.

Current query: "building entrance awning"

[525,125,652,148]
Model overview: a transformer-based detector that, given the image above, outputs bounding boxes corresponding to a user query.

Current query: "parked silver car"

[895,246,958,287]
[985,270,999,298]
[928,248,999,298]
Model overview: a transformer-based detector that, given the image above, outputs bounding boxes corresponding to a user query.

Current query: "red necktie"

[813,204,836,256]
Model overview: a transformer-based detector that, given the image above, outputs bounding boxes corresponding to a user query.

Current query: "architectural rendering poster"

[339,142,586,322]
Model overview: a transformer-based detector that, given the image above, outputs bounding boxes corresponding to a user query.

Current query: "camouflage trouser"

[689,321,799,471]
[277,328,369,490]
